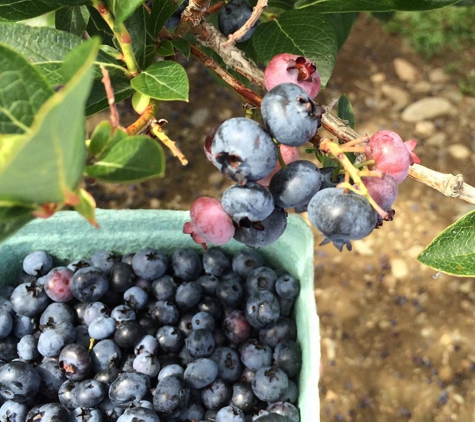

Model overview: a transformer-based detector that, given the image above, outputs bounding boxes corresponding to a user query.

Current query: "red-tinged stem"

[126,101,158,135]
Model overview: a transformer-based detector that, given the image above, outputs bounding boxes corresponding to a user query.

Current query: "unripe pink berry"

[264,53,321,99]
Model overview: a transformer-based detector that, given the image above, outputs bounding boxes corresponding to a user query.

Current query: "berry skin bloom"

[183,197,235,248]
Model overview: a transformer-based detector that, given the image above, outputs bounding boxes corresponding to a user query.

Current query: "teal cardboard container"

[0,210,320,421]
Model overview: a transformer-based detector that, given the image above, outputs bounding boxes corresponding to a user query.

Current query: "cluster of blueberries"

[0,247,302,422]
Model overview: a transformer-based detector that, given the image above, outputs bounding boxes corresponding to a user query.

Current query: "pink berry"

[365,130,420,184]
[359,175,398,212]
[257,145,300,187]
[43,267,75,302]
[183,197,235,248]
[264,53,321,99]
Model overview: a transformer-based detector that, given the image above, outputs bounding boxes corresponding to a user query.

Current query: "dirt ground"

[87,15,475,422]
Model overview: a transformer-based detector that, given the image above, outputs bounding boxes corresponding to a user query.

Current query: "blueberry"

[319,166,344,190]
[132,248,168,281]
[149,300,180,326]
[151,275,177,301]
[269,160,322,211]
[91,339,122,373]
[223,310,251,344]
[16,334,38,361]
[266,401,300,422]
[59,343,92,381]
[232,249,265,278]
[133,351,161,377]
[240,339,272,371]
[216,278,244,308]
[218,0,259,42]
[117,406,160,422]
[254,412,291,422]
[109,262,136,292]
[259,316,297,349]
[0,336,17,361]
[185,328,215,358]
[0,401,29,422]
[275,274,300,300]
[196,274,219,296]
[252,366,289,403]
[211,118,277,183]
[37,321,76,357]
[211,346,242,383]
[245,290,280,329]
[191,311,216,331]
[88,315,116,339]
[75,378,108,408]
[43,266,75,302]
[153,375,190,418]
[11,314,35,339]
[109,371,151,408]
[222,182,275,224]
[0,361,41,402]
[158,364,184,382]
[91,250,121,275]
[71,407,103,422]
[22,250,53,276]
[202,248,231,277]
[40,302,76,327]
[83,301,109,326]
[114,320,145,349]
[183,357,218,388]
[0,310,12,339]
[273,340,302,378]
[67,258,92,273]
[124,286,149,311]
[36,359,67,400]
[94,367,120,386]
[215,404,246,422]
[172,248,202,281]
[25,403,70,422]
[58,379,78,409]
[71,267,109,302]
[234,207,287,248]
[246,266,278,294]
[201,378,232,410]
[156,325,185,353]
[261,83,324,147]
[134,334,159,356]
[231,381,255,413]
[10,281,50,317]
[111,304,137,323]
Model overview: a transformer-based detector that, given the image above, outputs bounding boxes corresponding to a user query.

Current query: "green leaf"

[0,38,99,204]
[268,0,294,10]
[418,211,475,277]
[0,0,58,22]
[85,76,134,116]
[43,0,91,5]
[337,94,355,129]
[86,6,114,46]
[0,23,127,86]
[0,42,53,134]
[295,0,462,11]
[326,13,358,50]
[125,6,157,69]
[171,38,191,59]
[131,61,189,101]
[74,188,98,227]
[85,135,166,183]
[88,121,127,157]
[157,39,175,57]
[55,6,90,36]
[150,0,185,38]
[105,0,143,25]
[252,9,338,87]
[0,200,35,242]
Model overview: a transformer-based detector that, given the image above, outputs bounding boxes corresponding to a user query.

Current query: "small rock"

[428,68,450,83]
[447,143,471,160]
[401,97,452,122]
[381,84,411,110]
[393,58,419,82]
[414,121,436,138]
[390,258,408,279]
[371,73,386,84]
[411,81,432,94]
[190,108,210,127]
[425,133,446,148]
[378,320,392,330]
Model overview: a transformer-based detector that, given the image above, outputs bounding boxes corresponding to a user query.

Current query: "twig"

[150,120,189,166]
[194,22,265,87]
[126,101,158,135]
[100,64,120,130]
[222,0,267,46]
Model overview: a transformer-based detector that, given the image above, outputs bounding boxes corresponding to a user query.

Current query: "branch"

[175,0,212,37]
[126,100,158,135]
[100,65,120,130]
[319,106,475,205]
[194,22,265,87]
[222,0,267,46]
[93,1,140,75]
[150,120,189,166]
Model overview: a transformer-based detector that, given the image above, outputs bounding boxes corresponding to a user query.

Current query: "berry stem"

[92,1,140,76]
[320,139,388,219]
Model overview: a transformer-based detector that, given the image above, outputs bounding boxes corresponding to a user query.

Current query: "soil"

[87,15,475,422]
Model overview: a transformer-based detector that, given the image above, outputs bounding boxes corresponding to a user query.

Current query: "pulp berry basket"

[0,209,320,421]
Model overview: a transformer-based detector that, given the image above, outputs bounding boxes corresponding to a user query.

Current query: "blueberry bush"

[0,0,473,275]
